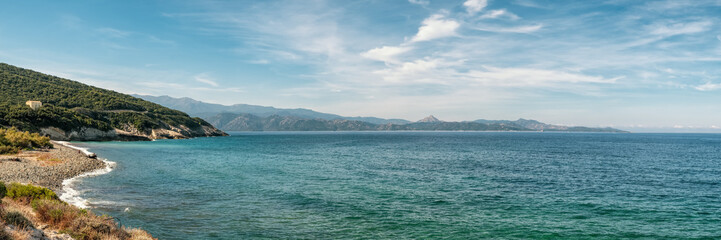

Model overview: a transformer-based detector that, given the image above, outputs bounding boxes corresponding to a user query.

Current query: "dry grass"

[32,199,134,240]
[126,228,156,240]
[34,152,62,166]
[9,229,29,240]
[1,183,157,240]
[3,198,37,223]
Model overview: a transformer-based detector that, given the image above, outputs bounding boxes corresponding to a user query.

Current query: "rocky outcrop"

[41,124,226,141]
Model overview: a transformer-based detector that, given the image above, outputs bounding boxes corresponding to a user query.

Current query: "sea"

[66,132,721,239]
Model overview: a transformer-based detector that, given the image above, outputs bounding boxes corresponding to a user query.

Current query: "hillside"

[0,63,227,140]
[205,113,628,132]
[206,113,533,131]
[133,94,411,125]
[474,118,625,132]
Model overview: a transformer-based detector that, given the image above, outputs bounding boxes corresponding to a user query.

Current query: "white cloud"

[474,24,543,33]
[372,58,460,84]
[361,46,412,63]
[694,82,721,91]
[717,35,721,41]
[464,0,488,14]
[411,14,460,42]
[465,66,620,86]
[408,0,429,6]
[649,21,712,36]
[96,27,131,38]
[480,9,520,20]
[194,75,219,87]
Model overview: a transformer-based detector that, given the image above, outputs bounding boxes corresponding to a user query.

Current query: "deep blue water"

[72,132,721,239]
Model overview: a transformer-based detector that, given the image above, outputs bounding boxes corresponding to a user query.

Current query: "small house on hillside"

[26,100,42,110]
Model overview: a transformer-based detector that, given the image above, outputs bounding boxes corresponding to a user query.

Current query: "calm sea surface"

[72,132,721,239]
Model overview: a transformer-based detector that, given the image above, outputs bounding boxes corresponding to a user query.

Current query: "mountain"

[132,92,627,133]
[0,63,226,140]
[207,113,541,132]
[206,113,380,131]
[132,94,411,125]
[417,115,442,123]
[474,118,625,132]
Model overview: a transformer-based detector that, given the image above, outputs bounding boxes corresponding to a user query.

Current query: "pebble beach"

[0,141,106,193]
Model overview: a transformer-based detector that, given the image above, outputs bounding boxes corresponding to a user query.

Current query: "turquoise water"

[72,132,721,239]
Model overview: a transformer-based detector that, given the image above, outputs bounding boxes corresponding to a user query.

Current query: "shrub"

[3,211,33,229]
[32,199,132,240]
[32,199,78,229]
[0,182,6,199]
[0,227,10,240]
[6,183,58,203]
[0,127,53,154]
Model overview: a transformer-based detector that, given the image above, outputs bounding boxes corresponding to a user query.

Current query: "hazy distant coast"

[134,95,629,133]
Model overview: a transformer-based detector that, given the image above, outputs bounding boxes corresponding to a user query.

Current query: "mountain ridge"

[134,95,628,133]
[132,94,411,125]
[0,63,227,140]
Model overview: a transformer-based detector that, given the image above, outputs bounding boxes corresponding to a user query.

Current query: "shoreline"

[0,140,112,208]
[55,141,117,209]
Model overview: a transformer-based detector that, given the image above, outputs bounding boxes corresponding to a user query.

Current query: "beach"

[0,141,107,195]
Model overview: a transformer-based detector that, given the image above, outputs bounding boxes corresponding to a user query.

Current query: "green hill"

[0,63,226,140]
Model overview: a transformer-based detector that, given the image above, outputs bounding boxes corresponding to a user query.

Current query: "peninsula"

[0,63,226,141]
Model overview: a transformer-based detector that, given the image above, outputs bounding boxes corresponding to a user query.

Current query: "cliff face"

[40,125,226,141]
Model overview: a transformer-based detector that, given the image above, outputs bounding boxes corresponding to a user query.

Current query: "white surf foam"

[55,141,116,209]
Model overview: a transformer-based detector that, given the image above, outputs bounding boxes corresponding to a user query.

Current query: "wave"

[55,141,117,209]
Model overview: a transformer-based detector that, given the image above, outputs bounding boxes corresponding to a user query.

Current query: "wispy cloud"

[361,46,412,64]
[474,24,543,33]
[479,9,520,20]
[96,27,132,38]
[408,0,429,6]
[648,20,712,37]
[694,82,721,91]
[463,0,488,14]
[465,66,621,86]
[249,59,270,64]
[194,74,219,87]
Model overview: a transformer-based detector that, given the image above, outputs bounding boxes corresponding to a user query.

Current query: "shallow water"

[72,132,721,239]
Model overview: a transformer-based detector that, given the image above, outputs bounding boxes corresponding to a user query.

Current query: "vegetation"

[0,182,155,239]
[0,63,216,135]
[0,227,10,240]
[3,211,33,229]
[0,127,53,154]
[6,182,59,203]
[0,182,6,199]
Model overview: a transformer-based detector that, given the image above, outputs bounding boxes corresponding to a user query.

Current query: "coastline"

[55,141,117,209]
[0,140,112,208]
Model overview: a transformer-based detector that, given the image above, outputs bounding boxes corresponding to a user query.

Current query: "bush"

[0,182,6,199]
[0,226,11,240]
[32,199,78,229]
[32,199,131,240]
[3,211,33,229]
[0,127,53,154]
[6,183,58,203]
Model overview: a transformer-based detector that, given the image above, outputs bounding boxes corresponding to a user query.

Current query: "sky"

[1,0,720,131]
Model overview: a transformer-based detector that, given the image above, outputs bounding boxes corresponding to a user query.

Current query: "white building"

[26,100,42,110]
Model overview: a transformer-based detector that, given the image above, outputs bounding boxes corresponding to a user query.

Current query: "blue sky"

[1,0,720,131]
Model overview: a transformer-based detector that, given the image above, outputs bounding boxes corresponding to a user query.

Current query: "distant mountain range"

[134,95,628,133]
[132,95,410,125]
